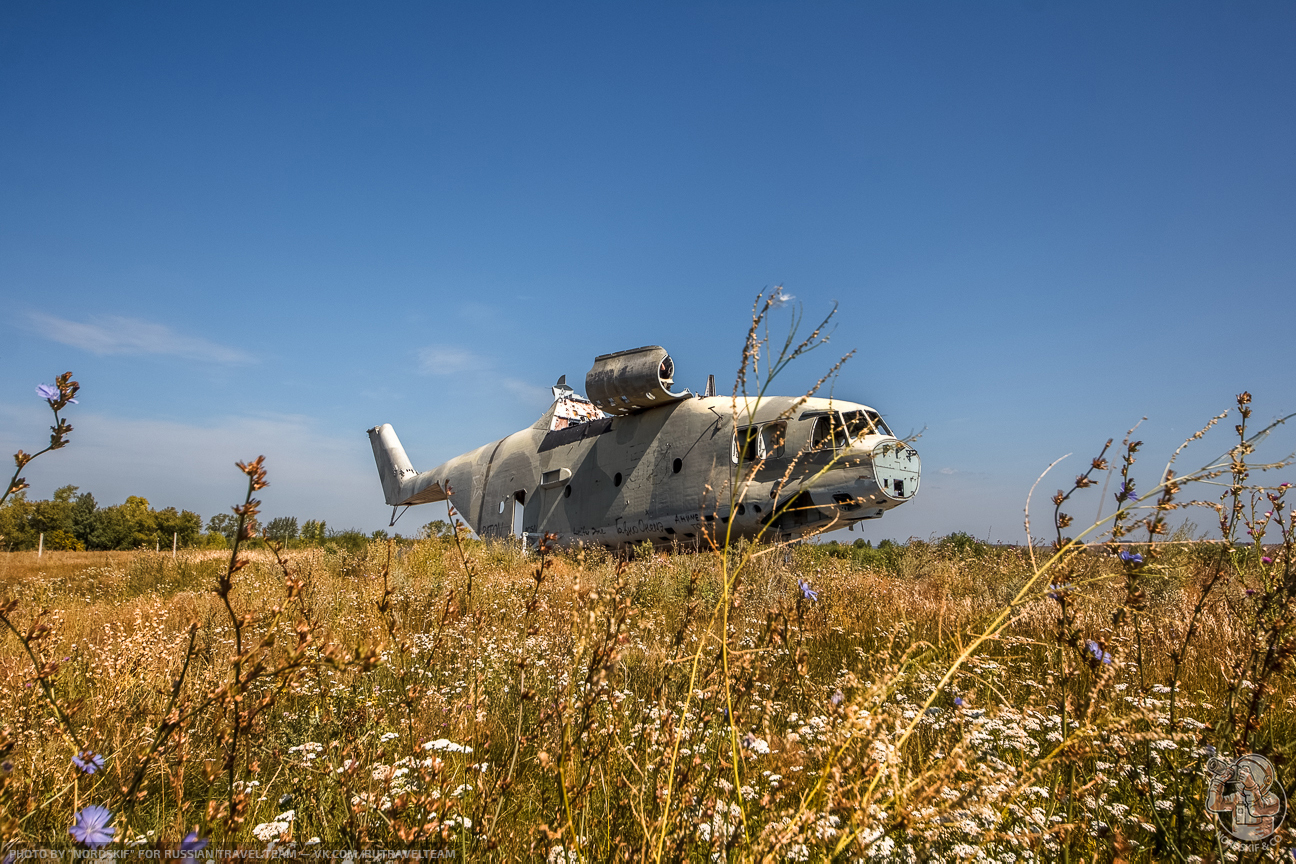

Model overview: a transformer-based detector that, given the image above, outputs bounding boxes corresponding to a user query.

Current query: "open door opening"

[512,490,526,539]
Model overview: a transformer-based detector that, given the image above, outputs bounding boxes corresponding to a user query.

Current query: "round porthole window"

[614,472,623,487]
[737,503,746,516]
[673,457,682,474]
[563,485,571,498]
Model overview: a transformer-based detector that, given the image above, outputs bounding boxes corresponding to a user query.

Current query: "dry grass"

[0,535,1290,860]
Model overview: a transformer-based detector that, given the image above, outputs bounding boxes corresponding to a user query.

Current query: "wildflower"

[954,697,965,708]
[178,831,208,857]
[1086,640,1112,665]
[797,579,819,602]
[36,384,76,404]
[72,750,105,775]
[1262,556,1273,564]
[70,805,115,848]
[252,821,290,842]
[830,690,844,707]
[1047,583,1073,601]
[1119,550,1143,566]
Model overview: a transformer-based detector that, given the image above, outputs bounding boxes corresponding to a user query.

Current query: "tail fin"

[368,424,417,505]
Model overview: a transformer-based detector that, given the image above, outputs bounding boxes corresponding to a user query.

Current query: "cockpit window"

[732,425,762,464]
[733,422,788,464]
[811,414,851,451]
[842,409,892,439]
[761,422,787,459]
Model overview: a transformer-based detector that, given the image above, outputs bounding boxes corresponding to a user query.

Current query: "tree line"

[0,487,385,553]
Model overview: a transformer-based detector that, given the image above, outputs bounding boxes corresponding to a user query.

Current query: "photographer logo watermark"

[1205,753,1287,851]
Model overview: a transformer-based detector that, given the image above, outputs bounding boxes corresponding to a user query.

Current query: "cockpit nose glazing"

[841,409,892,440]
[873,439,921,500]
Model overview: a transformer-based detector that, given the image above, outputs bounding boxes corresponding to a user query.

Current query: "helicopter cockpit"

[808,408,892,450]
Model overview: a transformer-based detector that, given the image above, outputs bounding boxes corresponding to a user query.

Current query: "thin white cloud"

[28,313,255,365]
[415,346,552,403]
[417,345,481,376]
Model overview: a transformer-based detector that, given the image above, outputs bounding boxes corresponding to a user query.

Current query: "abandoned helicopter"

[368,346,920,549]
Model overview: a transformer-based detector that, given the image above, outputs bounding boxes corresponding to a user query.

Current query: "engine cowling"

[586,345,691,415]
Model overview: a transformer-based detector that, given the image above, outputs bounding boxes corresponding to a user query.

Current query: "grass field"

[0,526,1291,861]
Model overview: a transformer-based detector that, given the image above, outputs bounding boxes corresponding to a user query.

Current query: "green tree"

[937,530,988,558]
[328,529,368,553]
[154,507,202,548]
[0,489,86,550]
[265,516,299,543]
[419,520,452,539]
[301,519,327,543]
[71,491,97,547]
[207,513,238,544]
[0,493,36,550]
[87,497,157,550]
[29,485,77,538]
[0,488,203,551]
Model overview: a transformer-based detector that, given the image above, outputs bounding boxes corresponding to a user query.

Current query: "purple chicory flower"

[72,750,104,775]
[1047,583,1073,601]
[36,383,76,404]
[1086,640,1112,665]
[1119,550,1143,566]
[830,690,844,707]
[70,805,115,848]
[954,697,965,708]
[179,831,208,856]
[798,579,819,602]
[1117,481,1135,502]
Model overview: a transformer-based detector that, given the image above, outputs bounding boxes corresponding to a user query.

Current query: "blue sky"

[3,2,1294,542]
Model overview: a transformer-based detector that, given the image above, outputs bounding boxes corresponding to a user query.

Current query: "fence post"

[38,533,44,558]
